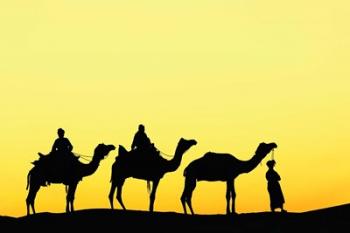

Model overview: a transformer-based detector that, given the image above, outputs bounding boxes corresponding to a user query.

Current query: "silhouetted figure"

[181,142,277,215]
[109,138,197,212]
[51,128,73,156]
[266,160,286,212]
[46,128,76,183]
[131,124,151,151]
[131,124,159,157]
[26,143,115,215]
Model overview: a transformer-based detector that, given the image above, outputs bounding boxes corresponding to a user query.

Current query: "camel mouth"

[104,145,116,158]
[95,144,116,159]
[181,138,197,146]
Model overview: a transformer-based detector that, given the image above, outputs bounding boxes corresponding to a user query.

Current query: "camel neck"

[82,157,100,177]
[240,154,262,173]
[164,145,184,172]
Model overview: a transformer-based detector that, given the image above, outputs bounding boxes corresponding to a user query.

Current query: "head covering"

[138,124,145,131]
[266,160,276,167]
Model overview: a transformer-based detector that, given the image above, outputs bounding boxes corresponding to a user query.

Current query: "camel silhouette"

[181,142,277,215]
[26,143,116,215]
[109,138,197,212]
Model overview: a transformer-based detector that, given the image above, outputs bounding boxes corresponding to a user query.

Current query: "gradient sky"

[1,1,349,217]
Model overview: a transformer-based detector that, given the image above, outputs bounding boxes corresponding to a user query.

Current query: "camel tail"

[110,172,115,183]
[26,171,31,190]
[147,181,151,193]
[183,167,189,177]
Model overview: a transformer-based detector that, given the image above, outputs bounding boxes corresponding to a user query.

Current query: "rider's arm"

[66,138,73,152]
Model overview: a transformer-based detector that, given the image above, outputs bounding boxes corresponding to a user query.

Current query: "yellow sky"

[1,1,350,217]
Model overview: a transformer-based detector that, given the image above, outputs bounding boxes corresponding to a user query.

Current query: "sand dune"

[1,204,350,232]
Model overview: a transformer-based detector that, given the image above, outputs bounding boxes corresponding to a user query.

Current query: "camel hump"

[183,162,196,177]
[204,152,214,157]
[118,145,128,157]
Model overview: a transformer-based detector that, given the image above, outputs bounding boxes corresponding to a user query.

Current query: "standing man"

[266,160,286,212]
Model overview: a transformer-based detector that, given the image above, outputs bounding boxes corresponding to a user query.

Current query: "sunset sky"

[1,1,350,217]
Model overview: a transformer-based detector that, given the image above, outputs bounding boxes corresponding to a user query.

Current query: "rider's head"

[138,124,145,132]
[57,128,65,138]
[266,160,276,168]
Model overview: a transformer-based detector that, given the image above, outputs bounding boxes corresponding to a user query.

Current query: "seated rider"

[51,128,74,158]
[36,128,75,184]
[131,124,159,156]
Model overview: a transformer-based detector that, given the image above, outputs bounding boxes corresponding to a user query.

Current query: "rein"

[159,150,174,158]
[74,152,93,162]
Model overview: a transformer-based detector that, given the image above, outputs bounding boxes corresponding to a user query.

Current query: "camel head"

[254,142,277,161]
[176,138,197,156]
[93,144,116,161]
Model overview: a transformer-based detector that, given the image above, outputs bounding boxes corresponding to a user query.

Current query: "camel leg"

[26,184,40,215]
[181,177,196,215]
[187,195,195,215]
[180,191,187,215]
[226,180,232,214]
[180,177,188,214]
[108,181,117,209]
[149,179,159,212]
[116,179,126,210]
[66,182,78,213]
[187,178,196,215]
[232,181,236,214]
[229,180,236,215]
[66,186,70,213]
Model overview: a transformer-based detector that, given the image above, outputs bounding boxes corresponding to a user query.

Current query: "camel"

[26,143,115,215]
[109,138,197,212]
[181,142,277,215]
